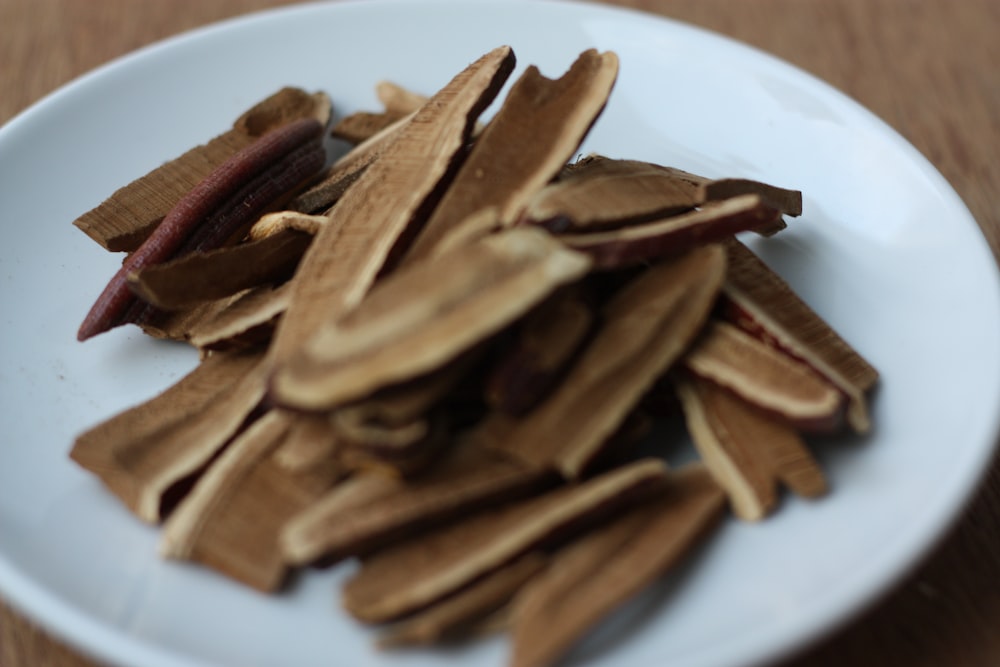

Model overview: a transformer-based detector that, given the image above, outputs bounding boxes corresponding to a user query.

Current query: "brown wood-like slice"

[271,412,341,473]
[522,156,705,232]
[401,49,619,263]
[485,286,596,415]
[331,110,410,145]
[341,458,668,623]
[493,245,726,479]
[509,464,726,667]
[185,282,291,350]
[127,229,311,309]
[682,320,845,432]
[721,238,878,432]
[160,410,341,592]
[379,553,548,648]
[248,211,328,240]
[74,87,330,252]
[558,194,781,270]
[266,46,516,367]
[69,348,268,522]
[283,441,552,565]
[675,375,827,521]
[376,81,429,115]
[270,228,591,412]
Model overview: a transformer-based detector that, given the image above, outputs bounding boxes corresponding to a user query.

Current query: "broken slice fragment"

[341,458,668,623]
[270,227,591,412]
[509,464,726,667]
[675,375,828,521]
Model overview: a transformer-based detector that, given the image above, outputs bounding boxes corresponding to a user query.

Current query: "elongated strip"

[675,375,827,521]
[523,156,705,232]
[342,458,668,623]
[184,283,291,350]
[78,117,325,341]
[558,193,781,270]
[73,87,330,251]
[161,410,341,592]
[379,553,547,648]
[267,46,516,367]
[271,227,591,412]
[721,238,878,432]
[485,286,595,415]
[402,49,618,263]
[682,320,845,432]
[127,229,311,309]
[510,464,726,667]
[283,441,553,565]
[69,348,268,522]
[493,245,726,478]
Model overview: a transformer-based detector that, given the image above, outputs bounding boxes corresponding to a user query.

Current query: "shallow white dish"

[1,1,998,666]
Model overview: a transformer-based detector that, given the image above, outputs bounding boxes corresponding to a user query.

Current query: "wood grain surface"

[2,1,998,666]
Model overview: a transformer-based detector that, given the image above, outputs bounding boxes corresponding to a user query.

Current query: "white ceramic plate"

[1,1,998,666]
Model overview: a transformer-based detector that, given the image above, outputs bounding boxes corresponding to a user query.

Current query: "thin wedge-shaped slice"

[267,46,516,366]
[699,177,802,216]
[523,156,704,232]
[127,229,311,309]
[376,81,429,114]
[485,286,595,415]
[675,375,827,521]
[283,438,553,565]
[401,49,619,263]
[74,87,330,252]
[342,458,668,623]
[682,320,845,432]
[271,227,591,412]
[379,553,547,648]
[509,464,726,667]
[70,347,268,522]
[493,245,726,479]
[331,109,411,145]
[272,412,341,473]
[721,238,878,432]
[186,282,291,350]
[161,410,341,591]
[558,194,781,270]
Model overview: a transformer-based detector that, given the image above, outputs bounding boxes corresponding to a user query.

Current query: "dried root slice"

[558,193,781,270]
[282,440,552,566]
[331,110,411,145]
[376,81,429,115]
[272,413,341,473]
[682,320,845,432]
[248,211,329,240]
[161,410,341,592]
[127,229,311,309]
[379,553,547,648]
[341,458,668,623]
[402,49,619,263]
[73,87,331,252]
[69,348,268,522]
[267,46,516,366]
[271,227,591,412]
[185,282,291,350]
[485,286,596,415]
[493,245,726,479]
[675,375,828,521]
[722,238,878,432]
[523,156,705,232]
[509,464,726,667]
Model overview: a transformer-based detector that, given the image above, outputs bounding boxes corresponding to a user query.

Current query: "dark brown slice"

[675,375,828,521]
[509,464,726,667]
[161,410,342,592]
[127,229,311,310]
[270,228,590,412]
[401,49,619,263]
[720,238,878,432]
[341,458,668,623]
[74,87,330,252]
[266,46,516,367]
[557,194,781,270]
[492,245,726,479]
[69,347,268,522]
[682,319,845,432]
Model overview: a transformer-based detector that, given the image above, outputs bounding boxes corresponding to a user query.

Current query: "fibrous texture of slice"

[509,464,726,667]
[675,375,828,521]
[493,244,726,478]
[341,458,668,623]
[270,228,591,412]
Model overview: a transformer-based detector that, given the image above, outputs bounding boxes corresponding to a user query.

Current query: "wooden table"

[2,1,998,665]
